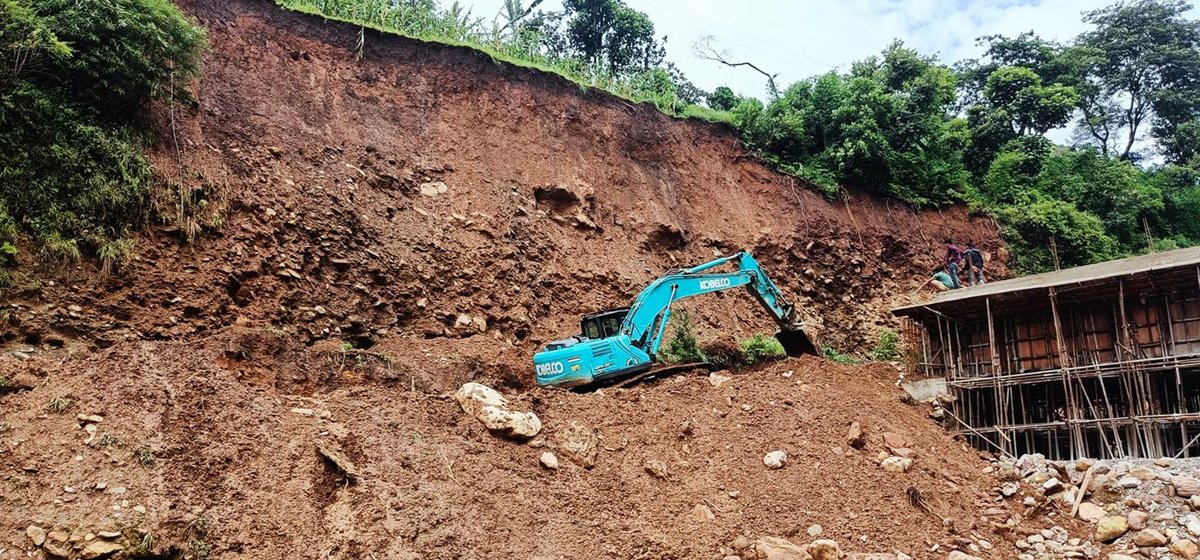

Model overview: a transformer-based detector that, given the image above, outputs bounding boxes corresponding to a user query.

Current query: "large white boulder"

[455,383,542,439]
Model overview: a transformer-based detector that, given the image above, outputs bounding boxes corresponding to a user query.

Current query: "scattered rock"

[26,525,46,547]
[419,181,447,197]
[754,536,812,560]
[808,539,840,560]
[846,422,865,449]
[539,452,558,470]
[880,456,913,473]
[1175,476,1200,498]
[708,373,731,387]
[807,524,823,537]
[1172,539,1200,559]
[1095,516,1129,543]
[455,383,542,440]
[1041,478,1064,495]
[644,459,670,479]
[80,540,122,559]
[558,421,598,468]
[882,432,908,449]
[692,503,715,522]
[1131,528,1168,547]
[1077,502,1105,523]
[316,439,361,482]
[763,450,787,470]
[1126,509,1148,530]
[947,552,983,560]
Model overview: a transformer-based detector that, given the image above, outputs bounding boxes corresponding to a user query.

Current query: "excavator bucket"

[775,328,817,357]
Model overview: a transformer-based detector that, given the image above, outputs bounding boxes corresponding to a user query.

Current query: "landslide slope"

[1,1,1014,559]
[4,0,1001,361]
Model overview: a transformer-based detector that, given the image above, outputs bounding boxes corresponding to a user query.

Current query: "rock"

[1172,540,1200,559]
[755,536,813,560]
[808,539,840,560]
[692,504,715,522]
[419,181,447,197]
[763,450,787,469]
[1116,475,1140,488]
[26,525,46,547]
[1155,457,1174,467]
[1041,478,1064,494]
[44,540,72,558]
[807,524,823,537]
[1095,516,1129,543]
[644,459,669,479]
[539,452,558,470]
[455,383,542,440]
[1000,481,1019,497]
[846,422,865,449]
[1107,555,1137,560]
[1176,476,1200,498]
[882,432,908,449]
[881,456,913,473]
[948,552,983,560]
[1189,519,1200,537]
[558,421,598,468]
[96,531,120,539]
[891,447,918,459]
[132,505,146,514]
[1126,509,1148,530]
[733,536,751,550]
[1077,502,1106,523]
[1131,529,1168,547]
[1129,467,1156,481]
[709,373,731,387]
[80,540,122,559]
[76,414,104,423]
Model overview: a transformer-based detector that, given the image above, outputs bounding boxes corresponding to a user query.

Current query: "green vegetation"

[0,0,207,284]
[740,334,786,365]
[659,310,706,364]
[89,433,122,449]
[47,396,74,414]
[870,329,900,361]
[822,345,862,365]
[133,445,155,466]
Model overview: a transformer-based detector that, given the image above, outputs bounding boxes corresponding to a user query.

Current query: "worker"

[943,238,963,289]
[963,241,986,286]
[925,266,956,292]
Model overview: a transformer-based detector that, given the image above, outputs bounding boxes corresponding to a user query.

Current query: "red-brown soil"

[1,0,1020,558]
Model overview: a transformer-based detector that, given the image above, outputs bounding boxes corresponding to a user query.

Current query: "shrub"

[659,310,705,364]
[741,334,786,365]
[701,339,747,370]
[822,345,861,365]
[870,329,900,361]
[0,0,207,275]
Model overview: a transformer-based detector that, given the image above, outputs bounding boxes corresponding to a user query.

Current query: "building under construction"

[892,247,1200,460]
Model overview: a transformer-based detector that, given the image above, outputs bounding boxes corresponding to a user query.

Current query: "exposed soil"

[2,332,1035,559]
[0,1,1025,558]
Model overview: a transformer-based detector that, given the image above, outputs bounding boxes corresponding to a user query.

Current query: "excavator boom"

[534,252,815,387]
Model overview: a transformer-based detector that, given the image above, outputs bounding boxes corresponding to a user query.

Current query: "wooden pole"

[1049,287,1081,457]
[987,297,1007,456]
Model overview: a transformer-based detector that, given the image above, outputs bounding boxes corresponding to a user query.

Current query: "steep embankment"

[1,1,1014,558]
[3,0,1001,363]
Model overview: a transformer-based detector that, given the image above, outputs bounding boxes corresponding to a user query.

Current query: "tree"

[694,34,779,98]
[1077,0,1200,160]
[984,67,1079,135]
[707,86,738,111]
[562,0,662,75]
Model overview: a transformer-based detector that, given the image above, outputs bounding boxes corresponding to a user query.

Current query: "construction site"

[6,0,1200,559]
[894,247,1200,461]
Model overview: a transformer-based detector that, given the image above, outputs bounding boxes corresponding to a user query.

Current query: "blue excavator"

[534,251,816,387]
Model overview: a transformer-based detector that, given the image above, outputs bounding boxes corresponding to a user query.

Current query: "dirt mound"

[1,334,1022,559]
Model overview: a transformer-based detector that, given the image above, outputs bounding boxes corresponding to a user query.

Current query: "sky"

[456,0,1198,148]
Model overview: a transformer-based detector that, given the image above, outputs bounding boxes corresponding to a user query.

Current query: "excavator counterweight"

[533,251,816,387]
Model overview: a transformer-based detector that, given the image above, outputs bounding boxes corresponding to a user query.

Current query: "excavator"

[534,251,816,387]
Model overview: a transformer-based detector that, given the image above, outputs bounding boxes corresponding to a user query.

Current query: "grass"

[0,421,12,434]
[822,345,861,365]
[89,433,122,449]
[275,0,734,124]
[0,376,9,390]
[133,446,155,466]
[48,396,74,414]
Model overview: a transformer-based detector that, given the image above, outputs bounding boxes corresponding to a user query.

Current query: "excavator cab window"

[580,308,629,341]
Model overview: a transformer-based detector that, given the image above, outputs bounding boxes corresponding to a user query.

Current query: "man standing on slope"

[943,238,963,289]
[963,242,986,286]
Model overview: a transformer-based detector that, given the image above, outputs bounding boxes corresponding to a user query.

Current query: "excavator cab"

[581,308,629,341]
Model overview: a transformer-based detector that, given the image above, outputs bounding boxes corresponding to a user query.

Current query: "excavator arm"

[622,252,814,356]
